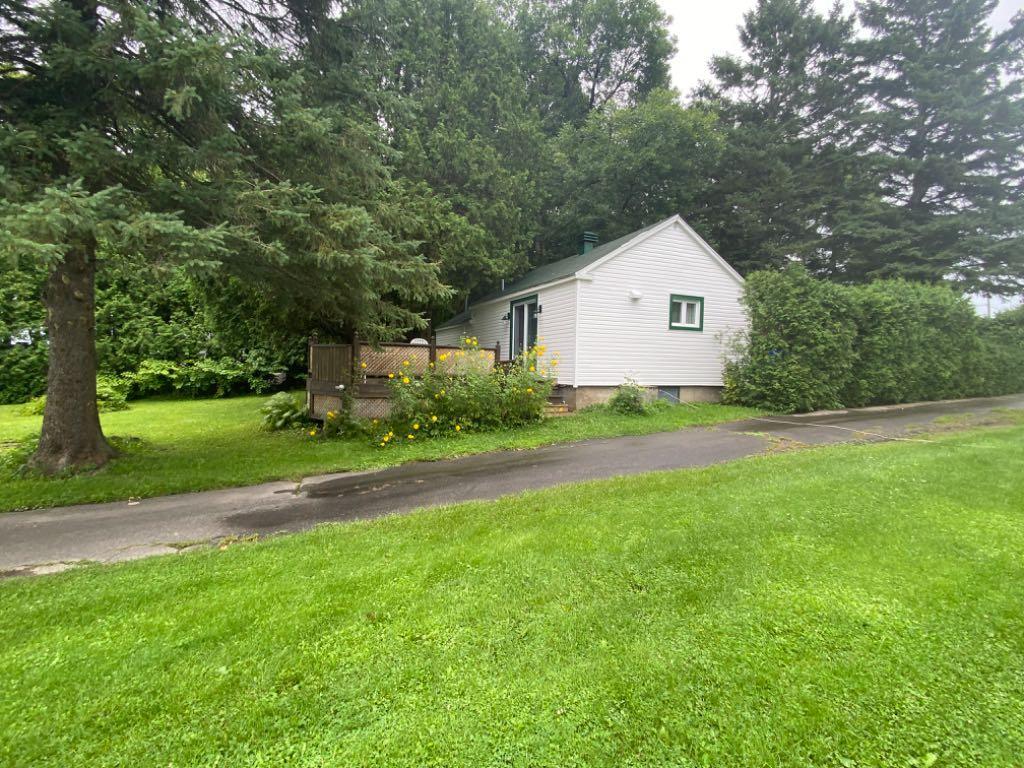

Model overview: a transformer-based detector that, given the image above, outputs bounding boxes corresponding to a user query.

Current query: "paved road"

[2,394,1021,576]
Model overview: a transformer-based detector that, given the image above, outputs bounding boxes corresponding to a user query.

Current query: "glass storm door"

[511,298,538,357]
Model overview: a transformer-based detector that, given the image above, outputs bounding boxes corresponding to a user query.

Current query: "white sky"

[661,0,1024,97]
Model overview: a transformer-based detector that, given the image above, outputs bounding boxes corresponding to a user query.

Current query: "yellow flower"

[407,434,415,440]
[388,372,395,379]
[454,424,461,432]
[429,362,435,368]
[360,362,367,369]
[439,353,448,362]
[372,418,379,424]
[431,415,438,422]
[526,387,533,394]
[529,365,535,372]
[413,423,420,430]
[434,394,440,400]
[379,442,386,447]
[308,429,317,436]
[402,360,410,367]
[402,376,410,384]
[327,411,336,419]
[440,389,446,395]
[551,360,559,366]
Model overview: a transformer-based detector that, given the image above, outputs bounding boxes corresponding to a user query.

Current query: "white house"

[435,215,747,409]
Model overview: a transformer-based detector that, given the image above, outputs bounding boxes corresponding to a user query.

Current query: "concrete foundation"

[555,385,723,410]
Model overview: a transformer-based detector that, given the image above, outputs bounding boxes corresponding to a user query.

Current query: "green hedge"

[724,266,1024,413]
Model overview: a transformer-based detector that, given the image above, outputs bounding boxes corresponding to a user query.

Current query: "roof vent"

[580,231,598,254]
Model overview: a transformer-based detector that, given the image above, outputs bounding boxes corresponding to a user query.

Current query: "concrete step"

[543,402,572,417]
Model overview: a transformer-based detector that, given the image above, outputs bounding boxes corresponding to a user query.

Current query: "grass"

[1,422,1023,766]
[0,394,757,512]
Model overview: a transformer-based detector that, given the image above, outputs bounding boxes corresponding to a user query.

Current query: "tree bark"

[30,241,116,474]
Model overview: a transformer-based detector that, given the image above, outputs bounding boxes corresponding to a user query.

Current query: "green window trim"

[669,294,704,332]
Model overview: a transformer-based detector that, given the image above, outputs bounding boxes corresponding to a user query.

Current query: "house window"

[669,294,704,331]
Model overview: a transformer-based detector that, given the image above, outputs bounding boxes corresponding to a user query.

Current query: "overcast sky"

[661,0,1024,97]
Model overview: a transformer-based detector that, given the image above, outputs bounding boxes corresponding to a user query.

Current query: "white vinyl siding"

[434,280,577,385]
[575,221,745,387]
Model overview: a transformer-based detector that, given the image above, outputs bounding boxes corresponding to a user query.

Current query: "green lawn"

[2,423,1023,766]
[0,395,757,512]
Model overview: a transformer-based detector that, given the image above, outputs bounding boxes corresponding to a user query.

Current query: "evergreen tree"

[696,0,860,274]
[0,0,447,473]
[841,0,1024,292]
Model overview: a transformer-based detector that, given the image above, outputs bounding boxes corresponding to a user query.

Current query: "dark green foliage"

[724,267,857,412]
[978,307,1024,395]
[20,375,129,416]
[841,0,1024,292]
[0,346,48,405]
[542,91,722,258]
[0,262,48,403]
[607,380,650,415]
[260,393,310,431]
[698,0,1024,291]
[725,267,1023,412]
[122,358,276,399]
[94,261,210,376]
[696,0,861,275]
[841,282,987,406]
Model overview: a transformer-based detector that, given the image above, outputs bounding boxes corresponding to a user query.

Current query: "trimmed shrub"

[723,265,857,413]
[725,266,1023,413]
[977,306,1024,395]
[842,281,986,407]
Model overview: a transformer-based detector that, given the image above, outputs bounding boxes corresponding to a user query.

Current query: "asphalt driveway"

[2,394,1021,576]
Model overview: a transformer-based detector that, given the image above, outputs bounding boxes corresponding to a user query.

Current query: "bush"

[96,374,130,411]
[723,266,856,412]
[0,344,48,405]
[19,374,129,416]
[725,266,1024,413]
[260,392,309,431]
[375,340,554,446]
[608,379,649,415]
[977,307,1024,395]
[123,359,181,398]
[123,357,277,399]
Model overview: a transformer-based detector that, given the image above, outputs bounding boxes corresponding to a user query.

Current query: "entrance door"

[510,297,538,357]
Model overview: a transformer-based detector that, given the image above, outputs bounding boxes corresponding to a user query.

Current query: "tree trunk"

[31,242,116,474]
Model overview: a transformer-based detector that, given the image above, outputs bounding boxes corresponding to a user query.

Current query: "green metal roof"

[437,221,662,329]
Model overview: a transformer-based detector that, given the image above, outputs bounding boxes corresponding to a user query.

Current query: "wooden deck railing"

[307,336,501,419]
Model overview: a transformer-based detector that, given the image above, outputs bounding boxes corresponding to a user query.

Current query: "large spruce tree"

[0,0,447,473]
[696,0,861,274]
[842,0,1024,292]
